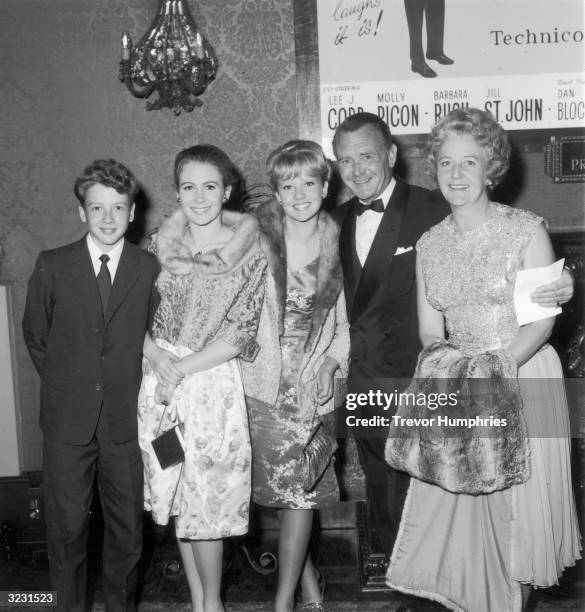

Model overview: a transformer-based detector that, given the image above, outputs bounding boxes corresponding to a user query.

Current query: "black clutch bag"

[152,424,185,470]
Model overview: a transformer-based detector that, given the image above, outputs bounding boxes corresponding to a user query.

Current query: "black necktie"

[356,198,384,216]
[96,254,111,317]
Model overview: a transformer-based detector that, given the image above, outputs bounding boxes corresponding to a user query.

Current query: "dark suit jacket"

[332,179,449,381]
[22,237,160,445]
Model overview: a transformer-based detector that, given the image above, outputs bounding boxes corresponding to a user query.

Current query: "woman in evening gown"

[386,108,581,611]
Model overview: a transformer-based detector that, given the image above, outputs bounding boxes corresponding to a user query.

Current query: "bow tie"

[356,198,384,216]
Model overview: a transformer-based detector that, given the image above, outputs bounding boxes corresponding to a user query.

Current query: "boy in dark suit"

[23,159,164,611]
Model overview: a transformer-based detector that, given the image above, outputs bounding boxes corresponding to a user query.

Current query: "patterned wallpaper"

[0,0,297,471]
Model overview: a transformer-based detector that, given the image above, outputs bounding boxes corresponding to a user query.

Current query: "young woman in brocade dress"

[138,145,267,612]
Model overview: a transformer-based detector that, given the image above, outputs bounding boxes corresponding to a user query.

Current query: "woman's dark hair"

[173,144,238,191]
[73,158,138,206]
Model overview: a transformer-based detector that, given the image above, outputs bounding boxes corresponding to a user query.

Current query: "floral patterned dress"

[138,245,266,540]
[248,258,339,509]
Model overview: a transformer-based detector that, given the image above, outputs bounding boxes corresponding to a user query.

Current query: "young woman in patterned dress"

[138,145,267,612]
[242,140,349,612]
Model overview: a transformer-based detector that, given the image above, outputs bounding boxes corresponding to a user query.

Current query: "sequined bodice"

[283,258,318,337]
[417,204,542,355]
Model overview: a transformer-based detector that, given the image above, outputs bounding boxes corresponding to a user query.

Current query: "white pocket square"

[394,245,413,256]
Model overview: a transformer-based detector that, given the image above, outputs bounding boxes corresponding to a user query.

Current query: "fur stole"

[385,340,530,495]
[156,208,260,277]
[254,198,343,351]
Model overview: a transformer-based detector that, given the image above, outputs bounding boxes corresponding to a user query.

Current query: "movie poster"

[318,0,585,156]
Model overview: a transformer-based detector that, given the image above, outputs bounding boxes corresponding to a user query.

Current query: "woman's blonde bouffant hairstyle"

[426,107,511,187]
[266,140,331,191]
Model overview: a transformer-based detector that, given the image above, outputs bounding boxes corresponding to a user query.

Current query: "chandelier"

[119,0,218,115]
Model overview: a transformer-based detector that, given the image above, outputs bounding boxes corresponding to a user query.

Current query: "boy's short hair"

[74,159,139,206]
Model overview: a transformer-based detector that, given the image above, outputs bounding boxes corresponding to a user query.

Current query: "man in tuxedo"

[331,112,574,560]
[331,113,447,558]
[23,159,167,611]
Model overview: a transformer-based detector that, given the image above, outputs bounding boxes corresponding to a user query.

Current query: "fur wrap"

[254,198,343,352]
[156,208,261,277]
[240,198,349,416]
[385,340,530,495]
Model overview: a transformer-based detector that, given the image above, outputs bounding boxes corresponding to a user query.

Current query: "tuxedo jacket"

[23,237,160,445]
[332,179,449,381]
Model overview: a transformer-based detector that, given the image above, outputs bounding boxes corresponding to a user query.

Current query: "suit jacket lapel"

[339,198,363,322]
[105,241,139,325]
[351,180,408,322]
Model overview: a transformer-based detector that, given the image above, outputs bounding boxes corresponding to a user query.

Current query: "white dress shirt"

[355,178,396,266]
[86,234,124,282]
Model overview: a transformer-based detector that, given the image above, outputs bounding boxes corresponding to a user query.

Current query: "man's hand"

[531,267,574,308]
